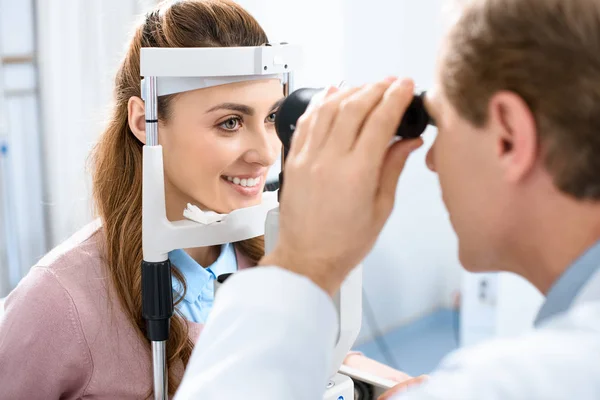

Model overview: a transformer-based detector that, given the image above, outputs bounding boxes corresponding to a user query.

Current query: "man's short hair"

[443,0,600,199]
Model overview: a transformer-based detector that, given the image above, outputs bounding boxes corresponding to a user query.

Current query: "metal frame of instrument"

[140,43,369,400]
[140,43,298,399]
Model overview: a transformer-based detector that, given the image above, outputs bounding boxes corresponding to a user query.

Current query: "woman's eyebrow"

[206,103,255,116]
[206,98,285,116]
[269,97,285,111]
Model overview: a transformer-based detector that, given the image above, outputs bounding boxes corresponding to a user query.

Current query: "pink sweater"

[0,220,251,399]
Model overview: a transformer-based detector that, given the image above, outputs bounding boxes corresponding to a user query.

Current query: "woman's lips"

[221,175,263,197]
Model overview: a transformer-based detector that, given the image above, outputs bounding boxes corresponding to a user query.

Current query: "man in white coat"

[175,0,600,398]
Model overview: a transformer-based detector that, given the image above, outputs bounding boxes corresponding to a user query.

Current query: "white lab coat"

[175,266,600,400]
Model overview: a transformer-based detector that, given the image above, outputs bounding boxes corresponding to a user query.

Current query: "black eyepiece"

[275,88,432,161]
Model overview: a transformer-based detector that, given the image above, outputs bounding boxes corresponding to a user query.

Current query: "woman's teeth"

[225,176,260,188]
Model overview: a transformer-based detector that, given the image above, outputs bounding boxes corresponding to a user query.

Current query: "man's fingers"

[322,79,396,156]
[376,138,423,217]
[356,78,415,165]
[287,86,338,159]
[290,86,361,162]
[377,375,429,400]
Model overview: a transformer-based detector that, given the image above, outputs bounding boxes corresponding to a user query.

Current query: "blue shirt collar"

[535,240,600,326]
[169,243,237,303]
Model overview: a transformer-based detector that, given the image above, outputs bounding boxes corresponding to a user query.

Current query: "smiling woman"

[0,0,411,398]
[0,1,282,398]
[128,79,284,216]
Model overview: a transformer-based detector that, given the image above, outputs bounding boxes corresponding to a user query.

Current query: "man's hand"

[259,78,423,295]
[378,375,429,400]
[343,352,411,383]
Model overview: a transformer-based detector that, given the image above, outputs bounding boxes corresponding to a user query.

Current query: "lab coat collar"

[535,239,600,326]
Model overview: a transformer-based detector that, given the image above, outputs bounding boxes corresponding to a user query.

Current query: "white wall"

[36,0,156,246]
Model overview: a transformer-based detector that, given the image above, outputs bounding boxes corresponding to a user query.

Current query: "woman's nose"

[244,126,281,166]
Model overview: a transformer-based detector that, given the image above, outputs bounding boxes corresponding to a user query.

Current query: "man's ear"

[128,96,146,144]
[488,91,538,182]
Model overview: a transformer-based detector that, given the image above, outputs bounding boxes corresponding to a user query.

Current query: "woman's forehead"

[182,79,283,108]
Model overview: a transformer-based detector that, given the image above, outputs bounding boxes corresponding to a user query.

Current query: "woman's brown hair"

[91,0,268,395]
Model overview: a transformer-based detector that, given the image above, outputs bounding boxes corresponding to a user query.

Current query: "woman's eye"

[219,117,241,131]
[266,112,277,123]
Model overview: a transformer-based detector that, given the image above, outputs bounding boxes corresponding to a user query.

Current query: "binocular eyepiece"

[275,88,433,160]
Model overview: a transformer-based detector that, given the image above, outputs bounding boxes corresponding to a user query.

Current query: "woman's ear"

[128,96,146,144]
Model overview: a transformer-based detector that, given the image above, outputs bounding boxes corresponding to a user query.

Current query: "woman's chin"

[230,195,263,210]
[205,195,263,215]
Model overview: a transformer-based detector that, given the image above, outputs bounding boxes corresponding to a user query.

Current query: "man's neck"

[509,196,600,295]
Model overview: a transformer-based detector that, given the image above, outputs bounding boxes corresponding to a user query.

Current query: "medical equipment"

[140,43,413,399]
[275,89,432,160]
[140,43,300,399]
[140,43,371,400]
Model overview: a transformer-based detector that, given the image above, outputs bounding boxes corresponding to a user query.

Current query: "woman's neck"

[185,245,222,268]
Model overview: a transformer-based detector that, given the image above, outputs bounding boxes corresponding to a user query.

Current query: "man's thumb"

[376,138,423,211]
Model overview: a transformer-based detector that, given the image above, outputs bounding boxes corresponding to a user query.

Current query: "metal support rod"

[287,71,295,95]
[277,71,295,201]
[283,73,290,97]
[145,76,159,146]
[281,73,291,168]
[152,341,168,400]
[142,257,173,400]
[281,71,294,166]
[142,74,170,399]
